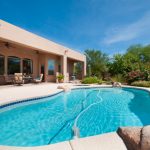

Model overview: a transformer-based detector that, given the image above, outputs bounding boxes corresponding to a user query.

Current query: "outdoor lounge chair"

[14,73,24,85]
[33,74,43,83]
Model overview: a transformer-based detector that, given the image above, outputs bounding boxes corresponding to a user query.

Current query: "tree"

[84,49,108,78]
[108,44,150,82]
[108,54,125,75]
[127,44,150,63]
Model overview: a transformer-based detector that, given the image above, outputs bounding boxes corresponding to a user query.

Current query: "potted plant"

[57,74,64,83]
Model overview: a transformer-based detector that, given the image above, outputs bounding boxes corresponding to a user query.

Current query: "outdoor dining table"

[23,76,33,83]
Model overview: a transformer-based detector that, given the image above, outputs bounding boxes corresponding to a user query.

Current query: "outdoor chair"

[33,74,43,83]
[0,75,5,85]
[4,75,14,84]
[14,73,24,85]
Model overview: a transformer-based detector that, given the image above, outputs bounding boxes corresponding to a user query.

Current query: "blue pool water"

[0,87,150,146]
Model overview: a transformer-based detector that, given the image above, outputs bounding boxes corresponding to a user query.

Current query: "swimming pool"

[0,87,150,146]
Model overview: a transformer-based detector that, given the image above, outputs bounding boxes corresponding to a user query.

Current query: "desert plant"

[98,79,103,84]
[111,74,126,83]
[131,81,150,87]
[82,76,101,84]
[57,74,64,83]
[127,70,145,83]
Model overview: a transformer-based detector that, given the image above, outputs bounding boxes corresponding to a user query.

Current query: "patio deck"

[0,83,64,105]
[0,132,127,150]
[0,83,112,105]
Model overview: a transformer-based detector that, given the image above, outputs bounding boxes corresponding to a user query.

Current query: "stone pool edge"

[0,132,127,150]
[1,84,149,108]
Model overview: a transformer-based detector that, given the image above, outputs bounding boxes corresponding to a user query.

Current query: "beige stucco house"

[0,20,86,84]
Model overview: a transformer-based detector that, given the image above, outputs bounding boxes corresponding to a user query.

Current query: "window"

[0,55,4,75]
[48,59,55,75]
[23,59,33,74]
[8,56,21,75]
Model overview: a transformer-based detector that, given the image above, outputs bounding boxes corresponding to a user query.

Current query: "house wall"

[0,20,87,82]
[0,42,61,82]
[0,43,39,77]
[44,53,60,82]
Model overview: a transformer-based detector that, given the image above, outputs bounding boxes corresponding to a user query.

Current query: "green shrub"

[131,81,150,87]
[82,76,101,84]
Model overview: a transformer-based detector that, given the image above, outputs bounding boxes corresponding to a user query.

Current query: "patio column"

[20,59,23,73]
[5,56,7,75]
[83,60,86,78]
[61,55,68,82]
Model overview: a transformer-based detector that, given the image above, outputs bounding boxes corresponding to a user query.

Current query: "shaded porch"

[0,40,85,85]
[67,58,85,81]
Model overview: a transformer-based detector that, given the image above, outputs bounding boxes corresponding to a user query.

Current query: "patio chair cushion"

[14,73,24,84]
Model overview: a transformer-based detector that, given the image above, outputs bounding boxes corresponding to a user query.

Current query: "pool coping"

[0,84,111,107]
[0,84,149,108]
[0,132,127,150]
[0,90,63,109]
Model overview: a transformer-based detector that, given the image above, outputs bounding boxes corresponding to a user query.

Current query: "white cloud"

[103,11,150,44]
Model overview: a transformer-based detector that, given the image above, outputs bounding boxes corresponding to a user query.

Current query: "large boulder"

[141,125,150,150]
[57,85,71,92]
[117,127,141,150]
[117,126,150,150]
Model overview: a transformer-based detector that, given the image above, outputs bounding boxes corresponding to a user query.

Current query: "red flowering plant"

[127,70,145,83]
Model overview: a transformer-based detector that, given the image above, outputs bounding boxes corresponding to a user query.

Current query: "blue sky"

[0,0,150,55]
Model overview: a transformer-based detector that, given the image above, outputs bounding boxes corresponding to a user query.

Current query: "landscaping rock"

[141,125,150,150]
[117,127,141,150]
[57,85,71,92]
